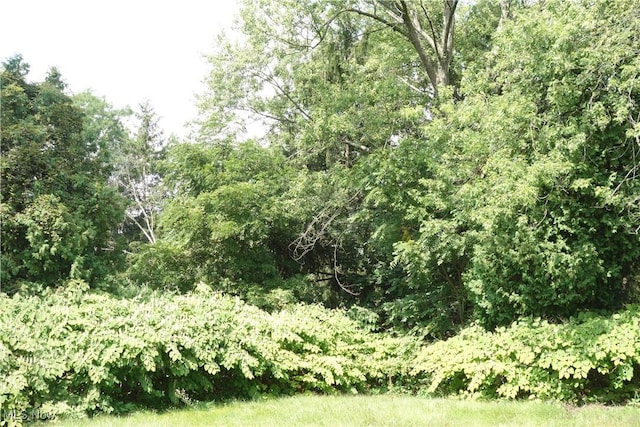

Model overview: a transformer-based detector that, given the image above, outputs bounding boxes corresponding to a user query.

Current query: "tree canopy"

[2,0,639,336]
[1,56,126,292]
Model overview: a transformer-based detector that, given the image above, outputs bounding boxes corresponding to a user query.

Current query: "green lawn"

[34,395,640,427]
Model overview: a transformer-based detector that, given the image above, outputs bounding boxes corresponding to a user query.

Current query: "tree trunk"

[345,0,458,98]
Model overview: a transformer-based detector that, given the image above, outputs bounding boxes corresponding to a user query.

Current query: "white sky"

[0,0,240,137]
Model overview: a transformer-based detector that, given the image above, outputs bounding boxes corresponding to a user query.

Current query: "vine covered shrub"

[412,307,640,403]
[0,281,414,424]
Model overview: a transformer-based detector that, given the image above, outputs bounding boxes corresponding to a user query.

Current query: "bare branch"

[342,8,408,37]
[397,75,428,94]
[419,0,441,58]
[238,105,296,126]
[261,72,313,122]
[333,243,360,296]
[442,0,458,58]
[290,207,342,261]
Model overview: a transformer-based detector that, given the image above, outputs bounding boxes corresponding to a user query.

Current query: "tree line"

[2,0,639,337]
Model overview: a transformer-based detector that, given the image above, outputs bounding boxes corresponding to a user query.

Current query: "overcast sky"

[0,0,240,137]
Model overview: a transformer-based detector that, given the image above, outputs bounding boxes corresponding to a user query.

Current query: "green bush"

[0,281,414,424]
[412,307,640,403]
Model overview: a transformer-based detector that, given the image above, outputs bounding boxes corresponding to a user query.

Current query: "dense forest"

[2,0,640,421]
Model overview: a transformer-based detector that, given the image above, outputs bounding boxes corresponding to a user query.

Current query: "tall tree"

[394,0,640,328]
[1,56,125,292]
[190,0,509,325]
[111,101,166,245]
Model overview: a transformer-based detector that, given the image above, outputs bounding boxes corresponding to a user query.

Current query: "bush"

[412,307,640,404]
[0,281,414,424]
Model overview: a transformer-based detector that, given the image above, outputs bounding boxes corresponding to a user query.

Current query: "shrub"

[412,307,640,404]
[0,281,414,425]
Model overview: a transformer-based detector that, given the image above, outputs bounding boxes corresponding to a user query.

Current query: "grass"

[35,395,640,427]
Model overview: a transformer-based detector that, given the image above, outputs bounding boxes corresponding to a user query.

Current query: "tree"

[199,0,428,155]
[73,90,131,182]
[395,0,640,328]
[1,56,125,292]
[127,140,308,301]
[111,101,166,245]
[191,0,512,329]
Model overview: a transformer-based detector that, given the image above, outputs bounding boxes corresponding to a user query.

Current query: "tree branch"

[396,1,439,95]
[333,243,360,296]
[342,8,407,37]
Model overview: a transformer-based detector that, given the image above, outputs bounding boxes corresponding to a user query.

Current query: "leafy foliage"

[127,140,308,298]
[412,307,640,404]
[0,282,415,423]
[3,0,640,419]
[462,0,640,326]
[393,0,640,329]
[110,101,166,245]
[1,57,125,292]
[3,284,640,425]
[146,0,640,335]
